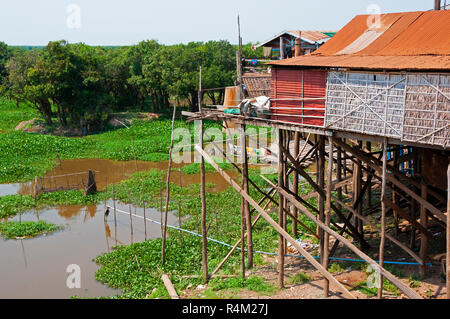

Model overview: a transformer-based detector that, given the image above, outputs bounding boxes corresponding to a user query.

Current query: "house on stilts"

[183,8,449,299]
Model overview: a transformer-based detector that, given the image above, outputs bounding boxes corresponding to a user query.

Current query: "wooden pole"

[378,139,387,299]
[447,163,450,299]
[278,129,285,288]
[318,136,325,267]
[241,124,253,268]
[292,131,300,236]
[142,181,147,240]
[113,184,117,245]
[420,182,428,277]
[161,274,179,299]
[324,135,333,297]
[198,66,208,283]
[161,104,177,265]
[127,184,134,238]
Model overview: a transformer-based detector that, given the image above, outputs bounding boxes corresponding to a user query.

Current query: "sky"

[0,0,434,46]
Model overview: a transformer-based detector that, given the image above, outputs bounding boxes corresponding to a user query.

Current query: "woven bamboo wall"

[402,74,450,147]
[325,71,406,139]
[242,73,271,98]
[324,71,449,148]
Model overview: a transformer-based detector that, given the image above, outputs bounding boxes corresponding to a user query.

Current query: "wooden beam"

[278,142,370,249]
[332,196,423,265]
[383,198,432,238]
[241,124,253,268]
[161,274,179,299]
[334,138,447,224]
[420,183,428,277]
[261,175,423,300]
[195,144,356,299]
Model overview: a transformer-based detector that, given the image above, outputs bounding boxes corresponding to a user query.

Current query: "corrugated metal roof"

[256,30,335,47]
[268,10,450,70]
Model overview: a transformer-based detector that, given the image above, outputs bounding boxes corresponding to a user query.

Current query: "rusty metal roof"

[269,10,450,71]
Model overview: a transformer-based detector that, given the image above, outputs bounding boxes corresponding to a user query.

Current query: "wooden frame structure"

[183,105,448,299]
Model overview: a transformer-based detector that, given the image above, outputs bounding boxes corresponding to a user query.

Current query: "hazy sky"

[0,0,433,46]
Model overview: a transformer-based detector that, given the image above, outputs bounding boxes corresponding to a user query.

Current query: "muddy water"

[0,158,237,197]
[0,201,178,298]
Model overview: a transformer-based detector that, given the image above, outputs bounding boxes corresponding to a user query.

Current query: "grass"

[0,97,37,132]
[287,272,311,285]
[0,220,62,239]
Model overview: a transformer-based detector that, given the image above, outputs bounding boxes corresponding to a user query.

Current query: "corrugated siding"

[271,68,326,126]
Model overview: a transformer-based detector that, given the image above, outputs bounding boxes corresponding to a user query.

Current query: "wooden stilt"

[292,131,300,236]
[446,164,450,299]
[318,136,325,287]
[278,129,285,288]
[378,139,387,299]
[241,124,253,268]
[420,182,428,277]
[324,135,333,297]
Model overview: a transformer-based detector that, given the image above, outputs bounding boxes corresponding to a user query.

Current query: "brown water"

[0,201,178,298]
[0,158,237,197]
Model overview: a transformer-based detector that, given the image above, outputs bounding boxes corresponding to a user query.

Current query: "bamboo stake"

[378,139,387,299]
[161,103,177,265]
[126,184,133,237]
[142,181,147,240]
[113,184,117,245]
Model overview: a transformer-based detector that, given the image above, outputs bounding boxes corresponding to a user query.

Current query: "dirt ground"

[180,244,448,300]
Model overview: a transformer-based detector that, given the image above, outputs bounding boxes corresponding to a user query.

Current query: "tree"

[0,41,9,85]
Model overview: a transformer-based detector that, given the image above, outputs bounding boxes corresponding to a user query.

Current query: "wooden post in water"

[198,66,208,283]
[142,181,147,240]
[126,184,134,238]
[113,184,117,245]
[378,139,387,299]
[84,170,97,195]
[162,103,177,264]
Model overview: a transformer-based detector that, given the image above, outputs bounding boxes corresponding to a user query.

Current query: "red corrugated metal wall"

[271,68,326,126]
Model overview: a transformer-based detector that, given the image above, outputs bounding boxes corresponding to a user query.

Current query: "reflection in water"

[20,239,27,268]
[0,202,178,298]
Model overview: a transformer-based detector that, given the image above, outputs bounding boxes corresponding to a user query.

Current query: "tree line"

[0,40,262,130]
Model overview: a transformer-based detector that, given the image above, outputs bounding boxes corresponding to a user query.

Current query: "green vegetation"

[0,220,62,239]
[328,263,347,274]
[287,272,311,285]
